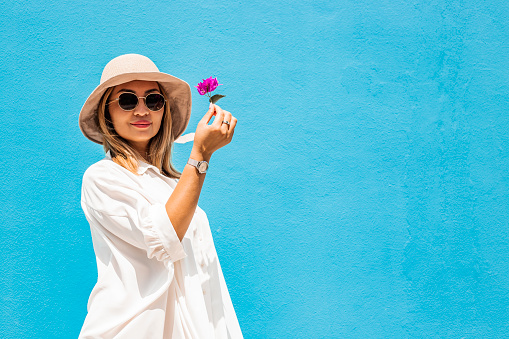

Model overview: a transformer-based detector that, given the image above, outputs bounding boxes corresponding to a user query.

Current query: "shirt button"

[200,262,205,267]
[203,289,206,295]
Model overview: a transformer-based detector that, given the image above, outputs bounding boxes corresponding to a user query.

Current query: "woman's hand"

[191,104,237,159]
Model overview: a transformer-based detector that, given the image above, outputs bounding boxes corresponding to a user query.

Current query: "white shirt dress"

[78,152,243,339]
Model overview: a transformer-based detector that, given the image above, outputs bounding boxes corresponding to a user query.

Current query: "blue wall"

[1,0,508,338]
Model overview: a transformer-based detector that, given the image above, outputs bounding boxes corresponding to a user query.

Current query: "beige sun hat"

[79,54,195,145]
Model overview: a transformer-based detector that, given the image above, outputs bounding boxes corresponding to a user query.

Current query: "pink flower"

[195,77,222,95]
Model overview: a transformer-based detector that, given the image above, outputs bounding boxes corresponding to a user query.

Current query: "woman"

[78,54,243,338]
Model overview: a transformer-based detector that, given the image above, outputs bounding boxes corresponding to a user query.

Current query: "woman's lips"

[131,120,152,128]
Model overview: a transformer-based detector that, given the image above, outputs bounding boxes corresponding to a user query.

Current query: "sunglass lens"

[146,94,165,111]
[118,93,138,111]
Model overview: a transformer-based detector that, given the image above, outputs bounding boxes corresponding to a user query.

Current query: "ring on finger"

[222,120,230,125]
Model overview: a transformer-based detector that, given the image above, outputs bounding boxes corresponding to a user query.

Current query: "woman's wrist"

[190,147,212,162]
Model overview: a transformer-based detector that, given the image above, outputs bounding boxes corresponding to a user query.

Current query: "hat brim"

[79,72,192,145]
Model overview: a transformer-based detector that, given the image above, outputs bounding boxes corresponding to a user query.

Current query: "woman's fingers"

[200,104,216,125]
[211,104,225,128]
[227,117,237,138]
[195,104,236,156]
[221,110,232,133]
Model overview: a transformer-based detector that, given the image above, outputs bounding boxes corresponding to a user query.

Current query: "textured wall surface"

[1,0,508,338]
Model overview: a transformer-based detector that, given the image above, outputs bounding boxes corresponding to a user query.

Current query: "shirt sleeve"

[81,163,187,266]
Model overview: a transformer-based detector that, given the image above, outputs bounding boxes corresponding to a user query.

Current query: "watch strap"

[187,158,199,167]
[187,158,208,173]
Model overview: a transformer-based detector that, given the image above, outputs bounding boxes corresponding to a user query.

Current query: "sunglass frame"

[107,92,166,112]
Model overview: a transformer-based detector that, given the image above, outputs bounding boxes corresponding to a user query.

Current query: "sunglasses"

[107,92,166,112]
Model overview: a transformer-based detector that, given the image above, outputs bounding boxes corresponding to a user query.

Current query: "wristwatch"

[187,158,209,174]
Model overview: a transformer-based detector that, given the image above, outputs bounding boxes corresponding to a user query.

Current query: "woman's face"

[108,80,165,154]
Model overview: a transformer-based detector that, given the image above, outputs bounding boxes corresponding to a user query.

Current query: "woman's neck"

[129,141,149,162]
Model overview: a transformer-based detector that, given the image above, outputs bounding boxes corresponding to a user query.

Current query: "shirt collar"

[105,151,161,175]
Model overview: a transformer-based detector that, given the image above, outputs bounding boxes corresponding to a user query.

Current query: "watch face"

[198,161,208,173]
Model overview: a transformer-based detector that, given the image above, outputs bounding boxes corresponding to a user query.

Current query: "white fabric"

[79,152,243,339]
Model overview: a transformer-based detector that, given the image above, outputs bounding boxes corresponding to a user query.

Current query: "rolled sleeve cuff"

[143,204,187,265]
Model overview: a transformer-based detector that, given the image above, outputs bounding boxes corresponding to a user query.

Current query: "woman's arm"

[165,103,237,241]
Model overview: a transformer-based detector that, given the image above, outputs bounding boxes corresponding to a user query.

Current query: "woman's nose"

[133,99,149,116]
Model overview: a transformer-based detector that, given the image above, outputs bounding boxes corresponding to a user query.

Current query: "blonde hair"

[96,84,181,179]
